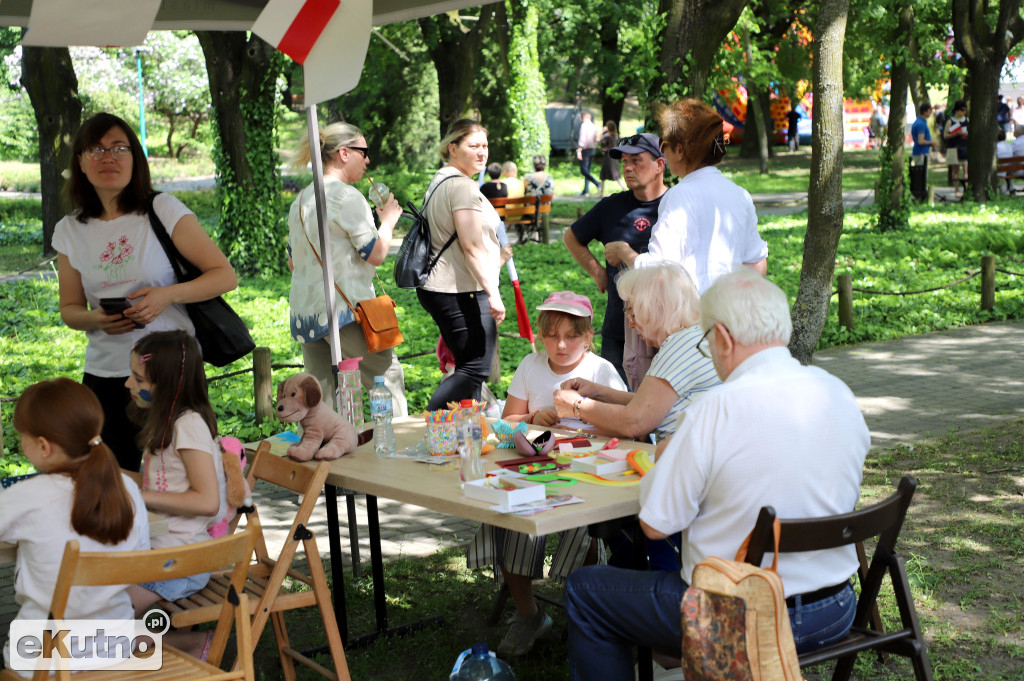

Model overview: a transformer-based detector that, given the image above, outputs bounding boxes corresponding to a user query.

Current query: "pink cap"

[338,357,363,371]
[536,291,593,318]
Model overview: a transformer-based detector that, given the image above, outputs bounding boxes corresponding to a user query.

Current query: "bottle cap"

[338,357,363,371]
[459,399,474,408]
[470,642,489,656]
[374,376,385,384]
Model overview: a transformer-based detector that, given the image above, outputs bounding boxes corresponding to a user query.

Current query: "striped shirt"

[647,326,720,441]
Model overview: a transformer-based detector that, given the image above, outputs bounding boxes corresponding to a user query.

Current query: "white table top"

[325,416,651,536]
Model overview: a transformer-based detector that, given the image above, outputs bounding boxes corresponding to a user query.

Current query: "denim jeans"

[416,288,497,410]
[580,149,600,194]
[564,565,856,681]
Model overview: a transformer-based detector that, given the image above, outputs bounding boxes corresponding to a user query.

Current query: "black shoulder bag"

[147,194,255,367]
[393,174,462,289]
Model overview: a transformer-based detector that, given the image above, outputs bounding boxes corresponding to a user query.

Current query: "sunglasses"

[346,146,369,158]
[618,134,645,147]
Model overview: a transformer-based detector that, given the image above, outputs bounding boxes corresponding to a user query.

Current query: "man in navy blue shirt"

[564,133,667,388]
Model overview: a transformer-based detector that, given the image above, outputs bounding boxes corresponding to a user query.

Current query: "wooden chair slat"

[159,444,349,681]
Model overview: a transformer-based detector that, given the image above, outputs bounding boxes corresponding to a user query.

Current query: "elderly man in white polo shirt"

[563,268,869,681]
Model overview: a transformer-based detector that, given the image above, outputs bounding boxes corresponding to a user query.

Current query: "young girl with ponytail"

[3,377,149,670]
[122,330,227,616]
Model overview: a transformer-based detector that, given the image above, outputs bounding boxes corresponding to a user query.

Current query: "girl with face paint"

[123,330,228,638]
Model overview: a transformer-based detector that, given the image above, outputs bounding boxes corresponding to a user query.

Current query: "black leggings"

[82,373,143,472]
[416,289,497,410]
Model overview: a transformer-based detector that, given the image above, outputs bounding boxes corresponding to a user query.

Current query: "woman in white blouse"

[287,123,408,415]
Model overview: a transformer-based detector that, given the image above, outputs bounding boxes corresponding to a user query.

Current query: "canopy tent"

[2,0,487,405]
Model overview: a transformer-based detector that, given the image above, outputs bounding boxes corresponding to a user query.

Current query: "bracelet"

[526,412,535,425]
[573,397,587,420]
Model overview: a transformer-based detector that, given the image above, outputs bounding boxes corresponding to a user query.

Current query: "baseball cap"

[536,291,593,318]
[610,132,663,160]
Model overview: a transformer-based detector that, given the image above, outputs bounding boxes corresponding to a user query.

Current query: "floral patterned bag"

[681,519,803,681]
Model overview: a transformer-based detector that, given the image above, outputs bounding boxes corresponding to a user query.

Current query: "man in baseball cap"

[563,131,667,390]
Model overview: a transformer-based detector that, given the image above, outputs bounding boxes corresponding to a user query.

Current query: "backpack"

[681,519,802,681]
[393,174,460,289]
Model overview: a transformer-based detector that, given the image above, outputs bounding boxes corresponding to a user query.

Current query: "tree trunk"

[419,11,492,138]
[20,44,81,256]
[876,0,912,230]
[788,0,850,365]
[650,0,749,106]
[196,30,284,276]
[597,13,625,129]
[952,0,1024,202]
[907,33,928,110]
[742,27,769,174]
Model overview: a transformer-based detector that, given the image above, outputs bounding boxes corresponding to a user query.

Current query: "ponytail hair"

[13,378,134,545]
[288,122,364,170]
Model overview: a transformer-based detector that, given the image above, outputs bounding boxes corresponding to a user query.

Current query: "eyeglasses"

[82,145,132,161]
[619,134,644,147]
[696,327,713,358]
[346,146,369,158]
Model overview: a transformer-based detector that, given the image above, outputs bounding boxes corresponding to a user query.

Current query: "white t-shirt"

[639,346,869,596]
[52,194,196,377]
[508,351,627,419]
[633,166,768,293]
[142,411,226,549]
[644,326,720,441]
[0,473,149,671]
[288,178,379,344]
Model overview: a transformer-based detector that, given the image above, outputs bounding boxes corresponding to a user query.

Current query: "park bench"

[488,193,554,244]
[996,154,1024,195]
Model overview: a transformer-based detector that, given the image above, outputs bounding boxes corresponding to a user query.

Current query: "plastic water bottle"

[369,376,395,457]
[456,399,485,486]
[367,182,390,210]
[336,357,364,428]
[452,643,515,681]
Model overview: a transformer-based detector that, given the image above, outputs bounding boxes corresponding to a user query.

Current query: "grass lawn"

[244,419,1024,681]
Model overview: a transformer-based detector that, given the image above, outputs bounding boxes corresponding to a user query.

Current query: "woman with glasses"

[553,262,718,443]
[286,122,407,415]
[53,112,237,471]
[604,98,767,294]
[416,118,505,409]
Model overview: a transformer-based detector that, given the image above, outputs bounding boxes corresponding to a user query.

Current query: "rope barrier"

[0,254,57,284]
[996,267,1024,277]
[847,270,981,296]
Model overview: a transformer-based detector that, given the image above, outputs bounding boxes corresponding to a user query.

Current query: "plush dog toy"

[276,373,358,461]
[208,436,252,538]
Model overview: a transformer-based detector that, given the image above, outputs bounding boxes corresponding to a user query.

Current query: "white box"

[463,476,547,507]
[571,454,630,475]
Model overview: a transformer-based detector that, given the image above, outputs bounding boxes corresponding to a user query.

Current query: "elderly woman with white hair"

[553,261,719,442]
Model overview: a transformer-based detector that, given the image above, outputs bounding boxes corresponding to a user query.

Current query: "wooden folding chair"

[0,523,257,681]
[160,442,349,681]
[745,475,933,681]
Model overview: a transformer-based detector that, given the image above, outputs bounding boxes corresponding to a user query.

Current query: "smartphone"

[99,297,144,328]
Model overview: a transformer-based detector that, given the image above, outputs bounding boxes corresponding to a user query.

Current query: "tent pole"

[305,104,344,411]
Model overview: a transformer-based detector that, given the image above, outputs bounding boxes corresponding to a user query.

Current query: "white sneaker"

[497,607,552,657]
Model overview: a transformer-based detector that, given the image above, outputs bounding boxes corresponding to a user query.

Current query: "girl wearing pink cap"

[466,291,626,658]
[502,291,626,426]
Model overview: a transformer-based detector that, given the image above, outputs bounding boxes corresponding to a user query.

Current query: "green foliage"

[323,23,440,172]
[505,0,551,172]
[114,32,214,159]
[0,86,38,162]
[208,50,287,277]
